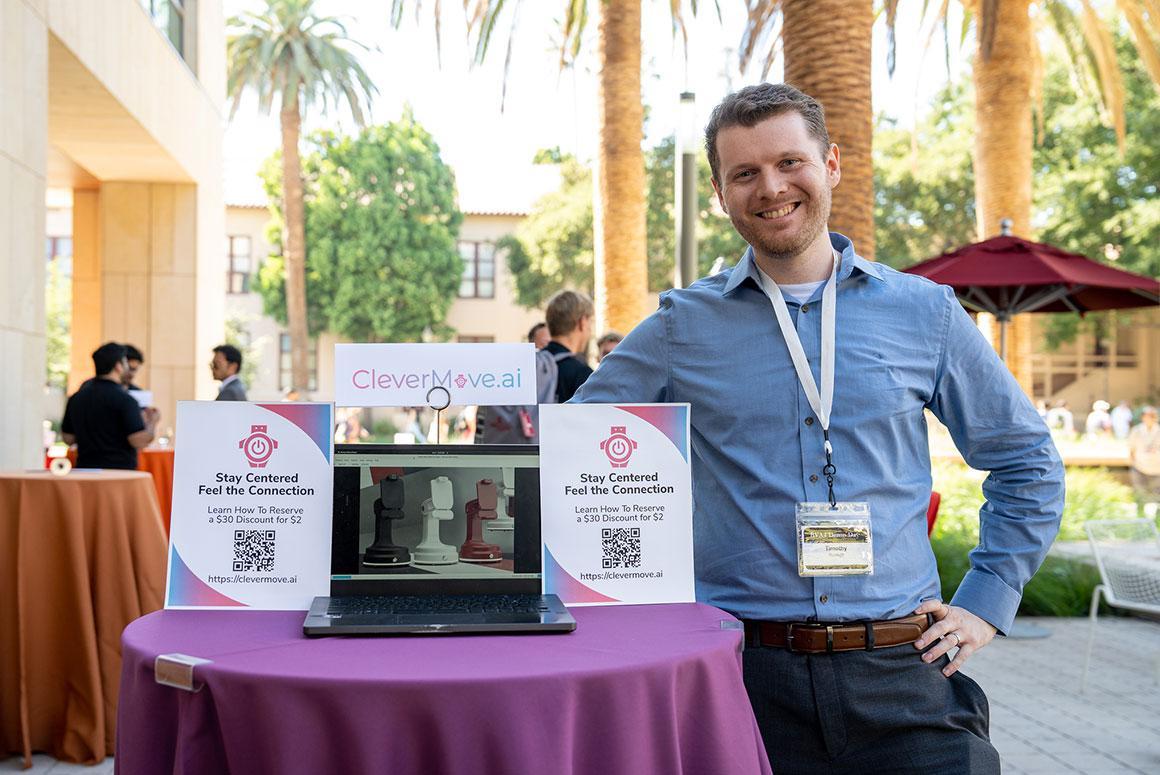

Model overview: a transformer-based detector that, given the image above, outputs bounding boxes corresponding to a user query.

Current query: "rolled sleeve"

[928,287,1065,634]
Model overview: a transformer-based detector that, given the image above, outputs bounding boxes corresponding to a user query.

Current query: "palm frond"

[1117,0,1160,91]
[1078,0,1127,151]
[884,0,900,76]
[737,0,782,76]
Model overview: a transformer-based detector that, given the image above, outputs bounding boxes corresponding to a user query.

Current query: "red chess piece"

[459,478,502,563]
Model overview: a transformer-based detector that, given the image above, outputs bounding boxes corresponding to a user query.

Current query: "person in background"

[122,344,145,392]
[1129,406,1160,504]
[1111,400,1133,440]
[596,331,624,363]
[61,342,159,469]
[527,321,550,350]
[1085,400,1112,438]
[544,290,594,403]
[1045,399,1075,436]
[211,344,248,401]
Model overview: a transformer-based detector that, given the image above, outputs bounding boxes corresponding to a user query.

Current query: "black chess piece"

[364,474,411,566]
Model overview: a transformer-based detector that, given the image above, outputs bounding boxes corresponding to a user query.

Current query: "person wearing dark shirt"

[544,290,595,403]
[61,342,159,469]
[122,343,145,391]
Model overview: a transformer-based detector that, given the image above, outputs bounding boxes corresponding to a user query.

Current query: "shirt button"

[801,304,810,313]
[809,474,819,483]
[804,417,814,426]
[819,595,829,604]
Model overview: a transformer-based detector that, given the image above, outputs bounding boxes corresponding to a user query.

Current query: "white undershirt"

[754,249,840,303]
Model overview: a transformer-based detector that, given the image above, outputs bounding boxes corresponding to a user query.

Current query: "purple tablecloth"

[116,603,771,774]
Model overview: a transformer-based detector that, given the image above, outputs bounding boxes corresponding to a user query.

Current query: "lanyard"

[757,251,840,505]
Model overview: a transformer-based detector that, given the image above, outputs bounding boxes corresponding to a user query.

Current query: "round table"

[44,447,176,535]
[117,604,772,774]
[0,470,166,766]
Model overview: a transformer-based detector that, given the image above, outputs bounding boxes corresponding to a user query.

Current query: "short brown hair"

[545,290,594,337]
[705,83,830,184]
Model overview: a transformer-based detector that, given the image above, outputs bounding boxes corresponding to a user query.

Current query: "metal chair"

[1081,518,1160,692]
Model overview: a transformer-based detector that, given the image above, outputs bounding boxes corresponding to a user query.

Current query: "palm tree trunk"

[973,1,1034,393]
[595,0,648,336]
[280,92,311,395]
[782,0,875,261]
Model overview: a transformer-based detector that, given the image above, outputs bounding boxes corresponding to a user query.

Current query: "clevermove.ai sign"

[166,401,334,610]
[539,403,694,606]
[334,343,536,407]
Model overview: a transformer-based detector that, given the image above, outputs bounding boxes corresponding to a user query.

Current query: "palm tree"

[739,0,877,261]
[963,0,1160,390]
[227,0,376,394]
[399,1,714,336]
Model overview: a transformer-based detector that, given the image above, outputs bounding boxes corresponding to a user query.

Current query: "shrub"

[929,462,1136,617]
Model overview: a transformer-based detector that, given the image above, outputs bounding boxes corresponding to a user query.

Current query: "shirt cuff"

[949,568,1022,636]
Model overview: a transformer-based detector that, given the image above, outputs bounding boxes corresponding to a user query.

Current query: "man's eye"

[781,159,800,168]
[735,170,755,179]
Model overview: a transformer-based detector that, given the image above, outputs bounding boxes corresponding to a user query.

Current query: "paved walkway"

[965,615,1160,774]
[3,617,1158,774]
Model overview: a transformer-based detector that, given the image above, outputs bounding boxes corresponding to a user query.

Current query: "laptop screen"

[331,444,541,594]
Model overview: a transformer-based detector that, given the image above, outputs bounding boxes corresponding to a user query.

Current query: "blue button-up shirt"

[572,233,1064,634]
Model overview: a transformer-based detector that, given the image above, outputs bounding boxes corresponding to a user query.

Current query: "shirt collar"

[221,374,239,387]
[722,232,884,296]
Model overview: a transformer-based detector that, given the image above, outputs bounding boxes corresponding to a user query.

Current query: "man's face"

[533,327,550,350]
[711,111,840,263]
[1145,411,1158,428]
[122,358,141,386]
[211,352,234,380]
[598,339,619,362]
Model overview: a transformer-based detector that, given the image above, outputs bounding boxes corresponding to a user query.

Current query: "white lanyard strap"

[757,251,839,449]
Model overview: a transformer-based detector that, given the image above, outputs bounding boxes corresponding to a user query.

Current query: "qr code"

[233,530,276,572]
[602,527,641,569]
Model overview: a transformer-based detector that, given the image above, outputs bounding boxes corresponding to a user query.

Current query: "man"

[527,321,550,350]
[1111,400,1133,440]
[596,331,623,363]
[212,344,248,401]
[1128,406,1160,503]
[122,344,145,391]
[544,290,594,403]
[572,83,1064,772]
[61,342,160,469]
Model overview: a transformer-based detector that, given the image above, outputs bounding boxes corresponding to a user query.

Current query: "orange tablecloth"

[45,447,176,535]
[0,470,166,766]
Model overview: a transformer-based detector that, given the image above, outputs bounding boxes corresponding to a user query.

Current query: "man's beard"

[731,190,830,263]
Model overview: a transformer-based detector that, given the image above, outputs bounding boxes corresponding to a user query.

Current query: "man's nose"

[756,167,789,199]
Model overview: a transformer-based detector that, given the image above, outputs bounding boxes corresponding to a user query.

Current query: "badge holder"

[796,501,873,577]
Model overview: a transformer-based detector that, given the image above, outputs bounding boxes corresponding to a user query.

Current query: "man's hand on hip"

[912,600,997,677]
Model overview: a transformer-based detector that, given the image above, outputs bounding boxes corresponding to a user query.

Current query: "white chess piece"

[412,476,458,565]
[487,466,516,532]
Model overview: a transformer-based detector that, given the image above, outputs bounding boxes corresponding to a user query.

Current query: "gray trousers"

[743,641,1000,774]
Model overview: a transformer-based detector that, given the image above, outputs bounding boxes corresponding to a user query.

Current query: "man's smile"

[756,202,800,220]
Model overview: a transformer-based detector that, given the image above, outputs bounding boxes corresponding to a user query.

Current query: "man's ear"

[826,143,841,189]
[711,178,727,214]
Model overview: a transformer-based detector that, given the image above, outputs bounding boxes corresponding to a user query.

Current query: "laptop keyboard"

[326,594,551,617]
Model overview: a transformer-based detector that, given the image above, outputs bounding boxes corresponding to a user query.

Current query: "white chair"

[1082,518,1160,692]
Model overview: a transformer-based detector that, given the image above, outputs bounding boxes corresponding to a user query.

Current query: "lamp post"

[675,91,699,288]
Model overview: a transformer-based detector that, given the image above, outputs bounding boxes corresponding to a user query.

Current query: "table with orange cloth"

[45,447,176,535]
[0,470,167,767]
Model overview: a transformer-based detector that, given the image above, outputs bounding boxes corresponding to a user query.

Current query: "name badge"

[796,501,873,576]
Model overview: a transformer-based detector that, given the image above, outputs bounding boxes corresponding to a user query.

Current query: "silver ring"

[948,632,960,646]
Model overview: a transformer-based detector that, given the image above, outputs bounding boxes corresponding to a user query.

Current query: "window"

[279,334,318,392]
[456,335,495,343]
[227,235,252,294]
[140,0,186,58]
[458,241,495,299]
[45,237,72,261]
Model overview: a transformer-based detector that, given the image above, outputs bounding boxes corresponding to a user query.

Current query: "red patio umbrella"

[903,229,1159,359]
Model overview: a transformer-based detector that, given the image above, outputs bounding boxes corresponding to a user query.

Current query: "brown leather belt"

[742,613,930,654]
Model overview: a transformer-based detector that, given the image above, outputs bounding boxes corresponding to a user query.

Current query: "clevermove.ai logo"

[599,426,638,469]
[350,368,522,392]
[238,424,278,468]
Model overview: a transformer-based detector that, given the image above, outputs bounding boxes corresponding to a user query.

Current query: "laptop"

[303,444,576,636]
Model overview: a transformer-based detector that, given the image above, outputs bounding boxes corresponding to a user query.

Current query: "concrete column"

[0,1,48,469]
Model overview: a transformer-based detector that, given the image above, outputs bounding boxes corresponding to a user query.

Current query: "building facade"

[1,0,225,468]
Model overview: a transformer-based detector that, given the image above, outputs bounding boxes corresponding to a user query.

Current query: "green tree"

[256,118,464,344]
[502,138,746,309]
[45,258,70,390]
[873,81,978,268]
[228,0,376,393]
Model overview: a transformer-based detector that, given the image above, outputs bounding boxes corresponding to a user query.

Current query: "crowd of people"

[55,340,250,469]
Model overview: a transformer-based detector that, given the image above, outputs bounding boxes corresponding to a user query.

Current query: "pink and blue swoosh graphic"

[615,405,688,462]
[543,546,620,604]
[260,403,331,463]
[167,545,245,607]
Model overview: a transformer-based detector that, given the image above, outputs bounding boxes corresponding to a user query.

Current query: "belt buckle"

[785,622,795,653]
[826,624,835,653]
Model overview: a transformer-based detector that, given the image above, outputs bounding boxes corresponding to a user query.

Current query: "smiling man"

[571,83,1064,772]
